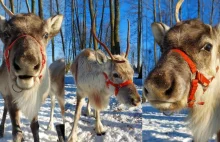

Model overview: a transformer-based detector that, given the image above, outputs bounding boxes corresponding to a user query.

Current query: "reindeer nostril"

[34,63,40,70]
[165,80,175,96]
[144,87,149,96]
[13,62,21,71]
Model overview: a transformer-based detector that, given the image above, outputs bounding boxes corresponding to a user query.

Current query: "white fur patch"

[188,66,220,141]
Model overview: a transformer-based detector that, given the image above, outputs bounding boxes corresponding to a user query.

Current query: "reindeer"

[47,58,65,130]
[67,20,141,142]
[144,0,220,141]
[0,1,63,141]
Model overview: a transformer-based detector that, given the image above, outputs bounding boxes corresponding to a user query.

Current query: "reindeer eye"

[113,73,120,78]
[43,33,49,39]
[203,43,213,52]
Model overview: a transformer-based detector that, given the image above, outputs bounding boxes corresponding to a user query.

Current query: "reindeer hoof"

[47,124,55,131]
[13,132,24,142]
[0,125,4,138]
[96,132,106,136]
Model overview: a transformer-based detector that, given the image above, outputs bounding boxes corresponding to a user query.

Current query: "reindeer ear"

[0,15,6,32]
[151,22,170,52]
[45,14,63,37]
[95,50,108,64]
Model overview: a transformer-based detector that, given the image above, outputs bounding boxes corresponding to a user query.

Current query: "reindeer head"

[92,20,141,107]
[144,1,220,112]
[0,1,63,91]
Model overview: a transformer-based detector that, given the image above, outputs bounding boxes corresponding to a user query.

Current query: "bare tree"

[50,0,55,62]
[137,0,142,72]
[198,0,200,18]
[31,0,35,13]
[38,0,43,18]
[153,0,157,65]
[210,0,214,25]
[89,0,98,50]
[55,0,65,54]
[114,0,120,54]
[109,0,115,53]
[9,0,14,13]
[25,0,31,13]
[98,0,107,49]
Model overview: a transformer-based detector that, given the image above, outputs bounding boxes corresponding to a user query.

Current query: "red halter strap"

[172,49,219,108]
[4,35,46,79]
[103,72,133,96]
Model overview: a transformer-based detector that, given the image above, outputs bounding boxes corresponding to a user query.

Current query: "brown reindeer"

[144,0,220,141]
[0,1,63,141]
[47,58,65,130]
[67,20,141,142]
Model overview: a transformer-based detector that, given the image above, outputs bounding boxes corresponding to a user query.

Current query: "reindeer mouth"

[15,75,38,90]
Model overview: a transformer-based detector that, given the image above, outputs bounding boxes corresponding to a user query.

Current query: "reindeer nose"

[131,96,141,106]
[145,71,175,99]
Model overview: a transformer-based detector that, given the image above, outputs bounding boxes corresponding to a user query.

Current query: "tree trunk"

[25,0,31,13]
[89,0,98,50]
[9,0,14,13]
[198,0,200,18]
[210,0,214,25]
[82,0,86,49]
[114,0,120,54]
[153,0,157,65]
[50,0,55,62]
[109,0,115,53]
[55,0,65,54]
[137,0,142,73]
[38,0,43,19]
[98,0,106,49]
[31,0,35,13]
[169,0,172,26]
[158,0,162,22]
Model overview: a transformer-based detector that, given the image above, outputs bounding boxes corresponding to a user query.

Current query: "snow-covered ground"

[0,92,63,141]
[65,74,142,142]
[142,102,216,142]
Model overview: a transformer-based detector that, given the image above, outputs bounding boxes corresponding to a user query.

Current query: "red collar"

[103,72,133,96]
[172,49,219,108]
[4,35,46,79]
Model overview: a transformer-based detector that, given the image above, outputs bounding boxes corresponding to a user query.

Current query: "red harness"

[103,72,133,96]
[4,35,46,79]
[172,49,219,108]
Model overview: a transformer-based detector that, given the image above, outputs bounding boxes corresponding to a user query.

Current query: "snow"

[142,102,216,142]
[65,74,142,142]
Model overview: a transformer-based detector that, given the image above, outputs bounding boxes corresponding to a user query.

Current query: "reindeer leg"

[217,130,220,142]
[86,99,92,116]
[0,103,7,137]
[30,116,39,142]
[47,94,55,130]
[56,95,65,125]
[7,101,23,142]
[67,94,84,142]
[95,110,105,135]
